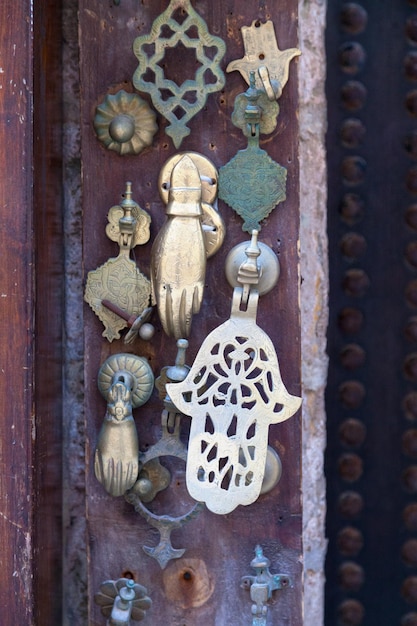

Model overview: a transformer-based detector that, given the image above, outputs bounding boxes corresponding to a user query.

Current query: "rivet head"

[406,15,417,44]
[401,613,417,626]
[338,42,366,75]
[404,353,417,382]
[340,118,366,148]
[338,307,364,334]
[403,503,417,531]
[406,242,417,269]
[402,465,417,492]
[338,453,363,482]
[403,392,417,421]
[339,418,366,447]
[402,429,417,458]
[340,232,367,261]
[341,156,367,185]
[406,90,417,117]
[338,380,366,408]
[338,491,364,518]
[340,344,366,369]
[338,561,365,591]
[402,539,417,567]
[337,526,364,557]
[340,3,368,34]
[406,205,417,231]
[342,269,370,298]
[337,598,365,625]
[407,166,417,194]
[340,193,365,225]
[340,81,367,111]
[405,131,417,159]
[406,280,417,308]
[405,52,417,82]
[402,576,417,604]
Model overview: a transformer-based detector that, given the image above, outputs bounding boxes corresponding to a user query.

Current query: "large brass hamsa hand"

[167,289,301,515]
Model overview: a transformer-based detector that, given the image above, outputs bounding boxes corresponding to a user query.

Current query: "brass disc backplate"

[225,240,280,295]
[97,353,154,408]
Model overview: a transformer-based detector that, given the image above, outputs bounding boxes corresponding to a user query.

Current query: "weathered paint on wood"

[78,1,301,624]
[0,2,63,624]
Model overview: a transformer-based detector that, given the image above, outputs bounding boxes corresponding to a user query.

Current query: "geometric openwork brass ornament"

[84,182,152,342]
[167,231,301,515]
[132,0,226,148]
[219,21,300,233]
[93,90,158,155]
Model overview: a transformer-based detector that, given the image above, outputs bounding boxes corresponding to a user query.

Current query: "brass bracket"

[132,0,226,148]
[84,182,152,342]
[241,545,292,626]
[219,20,300,232]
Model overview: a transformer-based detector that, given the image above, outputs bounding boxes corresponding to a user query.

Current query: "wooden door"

[79,2,302,624]
[0,1,302,624]
[325,2,417,624]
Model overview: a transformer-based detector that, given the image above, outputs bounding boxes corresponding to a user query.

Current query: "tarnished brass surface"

[220,20,299,233]
[260,446,282,495]
[85,183,151,341]
[219,133,287,233]
[105,183,151,248]
[225,236,280,296]
[94,354,154,497]
[151,155,207,339]
[97,353,154,408]
[95,577,152,624]
[158,152,218,206]
[167,233,301,515]
[94,90,157,155]
[226,20,300,97]
[132,0,226,148]
[231,88,279,137]
[159,152,225,258]
[219,71,288,233]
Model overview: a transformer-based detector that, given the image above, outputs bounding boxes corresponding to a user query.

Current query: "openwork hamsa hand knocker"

[132,0,226,147]
[167,231,301,515]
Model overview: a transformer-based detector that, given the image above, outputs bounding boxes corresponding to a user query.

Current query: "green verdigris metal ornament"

[219,73,287,233]
[219,20,300,233]
[132,0,226,148]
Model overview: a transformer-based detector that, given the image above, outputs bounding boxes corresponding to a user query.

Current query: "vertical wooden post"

[0,2,63,624]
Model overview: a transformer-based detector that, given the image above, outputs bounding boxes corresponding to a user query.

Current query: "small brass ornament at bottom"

[95,577,152,624]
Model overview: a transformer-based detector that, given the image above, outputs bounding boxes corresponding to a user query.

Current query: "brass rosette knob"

[94,90,157,155]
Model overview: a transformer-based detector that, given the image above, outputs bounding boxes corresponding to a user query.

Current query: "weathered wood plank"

[79,2,301,623]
